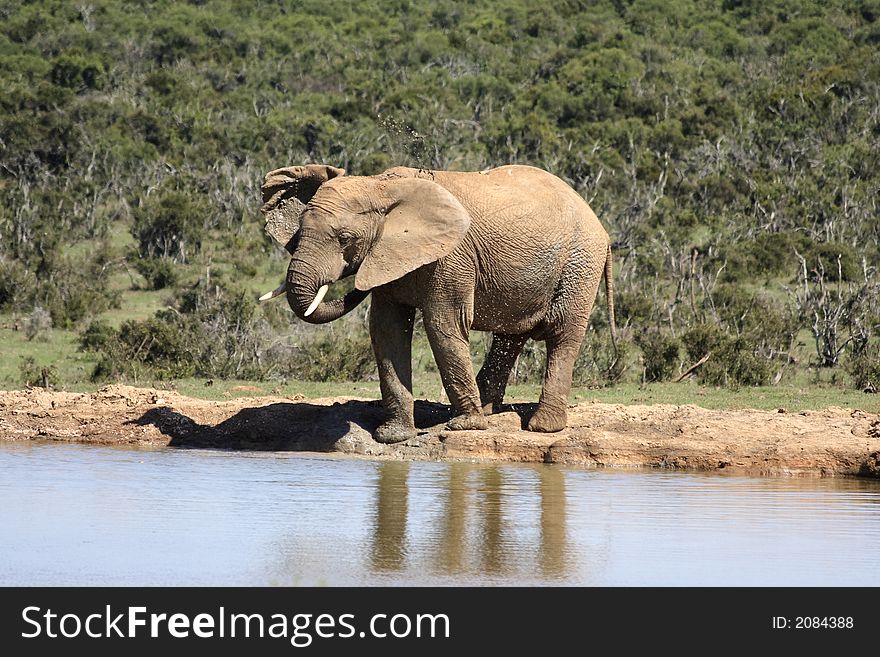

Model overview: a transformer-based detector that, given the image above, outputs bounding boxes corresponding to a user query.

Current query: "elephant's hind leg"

[476,333,529,414]
[527,329,587,433]
[528,331,585,433]
[528,249,604,433]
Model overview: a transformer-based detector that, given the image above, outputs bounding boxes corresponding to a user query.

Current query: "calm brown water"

[1,441,878,586]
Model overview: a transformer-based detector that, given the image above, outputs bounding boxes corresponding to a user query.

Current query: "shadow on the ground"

[126,399,464,450]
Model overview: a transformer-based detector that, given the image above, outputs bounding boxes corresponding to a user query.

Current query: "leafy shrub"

[131,191,206,263]
[85,281,277,382]
[49,54,104,92]
[719,235,860,286]
[41,261,120,329]
[682,323,723,363]
[705,336,771,388]
[292,330,376,382]
[846,342,880,392]
[574,329,630,386]
[682,324,770,388]
[78,319,116,353]
[19,357,59,389]
[710,283,755,333]
[0,258,37,311]
[133,256,180,290]
[802,242,860,283]
[109,311,200,380]
[635,329,680,382]
[719,232,801,282]
[710,284,798,345]
[24,306,52,341]
[613,289,655,327]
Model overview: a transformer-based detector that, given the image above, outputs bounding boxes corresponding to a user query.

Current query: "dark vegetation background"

[1,0,879,395]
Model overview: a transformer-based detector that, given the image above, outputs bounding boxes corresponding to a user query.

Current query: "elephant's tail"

[604,242,618,356]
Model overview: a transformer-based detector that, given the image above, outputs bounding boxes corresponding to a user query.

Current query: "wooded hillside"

[1,0,878,391]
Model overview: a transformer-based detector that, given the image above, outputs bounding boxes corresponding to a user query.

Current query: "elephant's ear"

[355,178,471,291]
[260,164,345,253]
[261,164,345,208]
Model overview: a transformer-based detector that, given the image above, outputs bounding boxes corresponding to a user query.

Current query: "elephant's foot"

[446,413,489,431]
[374,420,418,444]
[527,406,567,433]
[481,400,502,415]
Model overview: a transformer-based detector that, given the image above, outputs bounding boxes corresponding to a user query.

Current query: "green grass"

[0,326,97,387]
[102,287,171,327]
[565,382,879,413]
[175,379,878,412]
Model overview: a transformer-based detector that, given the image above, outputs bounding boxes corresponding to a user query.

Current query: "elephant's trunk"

[286,258,369,324]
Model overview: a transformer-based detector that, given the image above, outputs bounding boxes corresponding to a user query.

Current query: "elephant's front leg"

[423,301,488,431]
[370,292,417,444]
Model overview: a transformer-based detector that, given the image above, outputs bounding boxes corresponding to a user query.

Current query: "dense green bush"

[681,324,721,363]
[90,310,200,381]
[292,330,376,382]
[133,257,180,290]
[85,281,271,382]
[78,319,116,353]
[702,336,771,388]
[682,324,771,388]
[49,53,104,92]
[82,281,379,383]
[19,356,59,389]
[0,258,37,312]
[55,271,119,329]
[718,234,861,285]
[574,329,629,386]
[131,191,206,263]
[613,289,656,327]
[635,329,680,382]
[846,342,880,393]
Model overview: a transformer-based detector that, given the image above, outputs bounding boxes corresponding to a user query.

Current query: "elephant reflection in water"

[476,467,505,574]
[437,466,466,574]
[538,466,567,577]
[369,462,569,579]
[370,461,410,572]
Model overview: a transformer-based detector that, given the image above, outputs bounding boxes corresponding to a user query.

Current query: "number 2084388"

[772,617,854,629]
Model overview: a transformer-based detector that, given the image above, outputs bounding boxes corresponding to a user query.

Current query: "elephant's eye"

[336,229,356,243]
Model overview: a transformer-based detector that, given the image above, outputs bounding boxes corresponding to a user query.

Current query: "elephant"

[258,164,616,444]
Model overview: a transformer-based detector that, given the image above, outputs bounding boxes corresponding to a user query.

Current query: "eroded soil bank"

[1,385,878,477]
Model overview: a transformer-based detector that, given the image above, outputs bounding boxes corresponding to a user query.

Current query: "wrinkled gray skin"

[260,164,615,444]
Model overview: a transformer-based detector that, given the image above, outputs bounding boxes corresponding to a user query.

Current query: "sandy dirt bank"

[1,385,878,478]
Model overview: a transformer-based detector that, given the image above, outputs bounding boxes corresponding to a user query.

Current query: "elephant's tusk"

[304,284,329,317]
[258,281,287,302]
